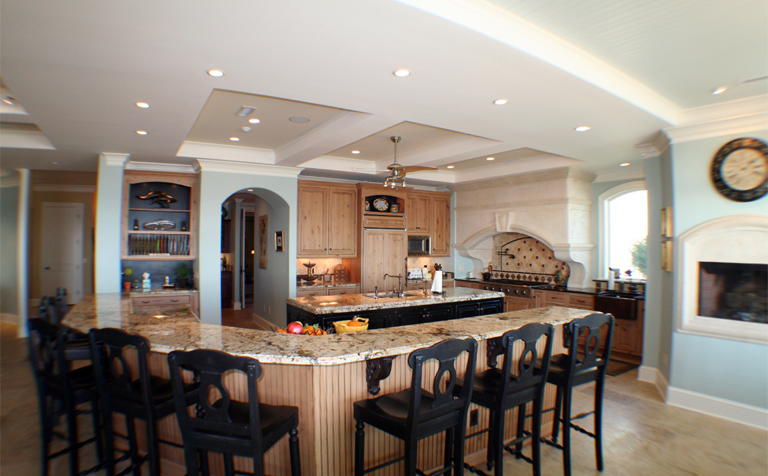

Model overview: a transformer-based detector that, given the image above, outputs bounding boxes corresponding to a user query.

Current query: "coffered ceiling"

[1,0,765,186]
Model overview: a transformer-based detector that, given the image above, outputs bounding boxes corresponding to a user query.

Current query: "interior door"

[362,229,406,294]
[41,203,84,303]
[239,208,246,310]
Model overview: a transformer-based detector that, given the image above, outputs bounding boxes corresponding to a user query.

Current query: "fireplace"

[698,262,767,324]
[678,215,768,344]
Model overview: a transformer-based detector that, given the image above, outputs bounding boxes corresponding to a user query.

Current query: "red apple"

[287,322,304,334]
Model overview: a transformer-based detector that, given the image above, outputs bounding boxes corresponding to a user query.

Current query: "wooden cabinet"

[297,287,327,298]
[329,285,360,296]
[132,291,198,315]
[362,229,406,294]
[296,285,361,298]
[432,194,451,256]
[405,191,452,257]
[297,181,357,258]
[505,296,533,312]
[122,171,198,261]
[221,271,233,308]
[407,193,431,233]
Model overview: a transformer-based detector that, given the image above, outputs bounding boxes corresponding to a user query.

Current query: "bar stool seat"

[354,338,478,476]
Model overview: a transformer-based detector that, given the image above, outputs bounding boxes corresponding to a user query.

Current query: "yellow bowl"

[333,317,369,333]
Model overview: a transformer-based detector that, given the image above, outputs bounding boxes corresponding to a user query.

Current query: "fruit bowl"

[333,317,369,333]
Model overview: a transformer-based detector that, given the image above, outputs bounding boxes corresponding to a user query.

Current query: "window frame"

[597,180,647,279]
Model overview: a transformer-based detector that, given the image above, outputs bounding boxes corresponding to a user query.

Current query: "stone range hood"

[450,168,596,288]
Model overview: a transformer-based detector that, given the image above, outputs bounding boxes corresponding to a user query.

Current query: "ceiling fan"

[382,136,437,188]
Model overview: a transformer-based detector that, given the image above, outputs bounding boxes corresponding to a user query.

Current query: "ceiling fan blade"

[402,166,438,173]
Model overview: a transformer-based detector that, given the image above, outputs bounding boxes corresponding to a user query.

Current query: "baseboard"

[637,365,669,400]
[0,313,19,324]
[251,312,277,331]
[666,386,768,430]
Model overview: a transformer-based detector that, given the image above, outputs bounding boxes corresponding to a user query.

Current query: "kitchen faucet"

[383,274,405,297]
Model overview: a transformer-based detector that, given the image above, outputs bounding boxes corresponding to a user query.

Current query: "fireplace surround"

[677,214,768,344]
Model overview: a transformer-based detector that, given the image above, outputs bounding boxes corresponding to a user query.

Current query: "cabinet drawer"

[133,295,190,306]
[328,286,359,296]
[568,294,594,309]
[363,215,407,229]
[297,288,328,298]
[544,292,568,305]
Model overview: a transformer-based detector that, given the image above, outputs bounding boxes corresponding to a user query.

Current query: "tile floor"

[2,321,766,475]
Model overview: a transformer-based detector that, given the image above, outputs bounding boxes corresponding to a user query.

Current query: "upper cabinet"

[406,190,452,257]
[122,171,198,260]
[297,181,358,257]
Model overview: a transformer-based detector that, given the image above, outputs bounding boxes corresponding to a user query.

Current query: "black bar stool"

[27,318,104,476]
[353,338,478,476]
[89,327,190,476]
[167,348,301,476]
[457,323,554,476]
[543,313,615,476]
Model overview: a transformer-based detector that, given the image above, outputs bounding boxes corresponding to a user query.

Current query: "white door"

[41,203,84,303]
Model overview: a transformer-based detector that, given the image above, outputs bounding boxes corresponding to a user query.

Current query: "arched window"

[598,181,648,279]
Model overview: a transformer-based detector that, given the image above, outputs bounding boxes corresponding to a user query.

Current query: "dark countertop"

[454,279,644,298]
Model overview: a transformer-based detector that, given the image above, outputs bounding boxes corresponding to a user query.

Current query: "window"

[598,181,647,279]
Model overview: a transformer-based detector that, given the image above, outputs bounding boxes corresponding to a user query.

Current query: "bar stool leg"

[289,427,301,476]
[223,454,235,475]
[405,436,418,476]
[354,421,365,476]
[65,399,80,476]
[551,384,563,443]
[444,427,454,470]
[485,409,497,471]
[492,410,505,476]
[453,420,465,476]
[147,418,161,476]
[561,387,573,476]
[532,397,544,476]
[515,403,526,458]
[595,378,606,471]
[90,398,104,464]
[125,415,141,476]
[101,404,117,476]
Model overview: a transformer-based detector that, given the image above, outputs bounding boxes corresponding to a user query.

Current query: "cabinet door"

[423,304,453,323]
[504,297,532,312]
[478,299,503,315]
[394,307,422,327]
[363,230,406,294]
[455,302,479,319]
[432,195,451,256]
[328,187,358,257]
[408,194,431,233]
[297,186,329,256]
[532,290,545,308]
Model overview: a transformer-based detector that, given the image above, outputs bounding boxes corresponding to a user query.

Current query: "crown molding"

[677,95,768,126]
[664,95,768,143]
[124,161,197,174]
[100,153,130,167]
[33,184,95,193]
[593,168,646,184]
[177,141,275,164]
[194,159,303,178]
[448,167,595,192]
[633,131,670,158]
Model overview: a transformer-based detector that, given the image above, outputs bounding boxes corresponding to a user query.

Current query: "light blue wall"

[1,178,19,315]
[94,156,126,293]
[669,129,768,408]
[197,169,297,325]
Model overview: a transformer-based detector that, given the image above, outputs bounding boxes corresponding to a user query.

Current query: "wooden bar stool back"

[89,327,186,476]
[353,338,478,476]
[27,318,104,476]
[543,313,614,476]
[167,349,301,476]
[458,322,554,476]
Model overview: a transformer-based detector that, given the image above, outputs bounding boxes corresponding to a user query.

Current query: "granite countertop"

[454,279,635,297]
[288,287,505,315]
[296,282,359,289]
[63,293,593,366]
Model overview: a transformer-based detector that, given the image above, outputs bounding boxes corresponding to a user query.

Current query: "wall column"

[94,153,129,293]
[15,169,30,337]
[232,198,244,310]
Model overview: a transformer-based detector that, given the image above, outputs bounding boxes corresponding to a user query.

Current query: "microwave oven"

[408,235,431,256]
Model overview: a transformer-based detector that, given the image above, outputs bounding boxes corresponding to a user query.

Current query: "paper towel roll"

[431,271,443,293]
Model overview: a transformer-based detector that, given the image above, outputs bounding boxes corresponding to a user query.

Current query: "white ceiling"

[0,0,765,186]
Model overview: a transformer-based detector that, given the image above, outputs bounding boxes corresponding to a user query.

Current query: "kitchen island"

[64,293,596,475]
[287,287,505,329]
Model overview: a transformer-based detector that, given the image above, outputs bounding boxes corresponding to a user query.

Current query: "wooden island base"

[64,294,593,475]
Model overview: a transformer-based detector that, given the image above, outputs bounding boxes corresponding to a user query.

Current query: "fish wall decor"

[137,190,177,208]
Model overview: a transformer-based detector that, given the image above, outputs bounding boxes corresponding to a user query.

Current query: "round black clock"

[711,138,768,202]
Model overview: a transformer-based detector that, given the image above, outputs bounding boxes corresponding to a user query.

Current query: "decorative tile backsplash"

[489,233,569,283]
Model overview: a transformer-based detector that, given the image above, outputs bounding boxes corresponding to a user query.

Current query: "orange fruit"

[346,320,363,327]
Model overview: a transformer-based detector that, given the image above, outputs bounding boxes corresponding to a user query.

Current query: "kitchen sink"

[363,292,401,298]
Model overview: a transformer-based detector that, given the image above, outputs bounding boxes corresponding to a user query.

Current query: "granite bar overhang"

[287,287,505,315]
[63,293,594,366]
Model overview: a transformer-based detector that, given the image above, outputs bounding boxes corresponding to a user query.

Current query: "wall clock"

[711,138,768,202]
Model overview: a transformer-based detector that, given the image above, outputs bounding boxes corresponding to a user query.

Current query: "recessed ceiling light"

[241,126,251,132]
[351,150,361,154]
[136,130,148,135]
[620,162,630,167]
[2,98,13,105]
[493,99,508,105]
[229,137,240,141]
[248,118,260,124]
[486,157,495,161]
[289,116,310,123]
[207,69,224,77]
[393,69,410,77]
[447,165,455,169]
[574,126,591,132]
[712,86,728,95]
[247,189,254,192]
[135,102,150,108]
